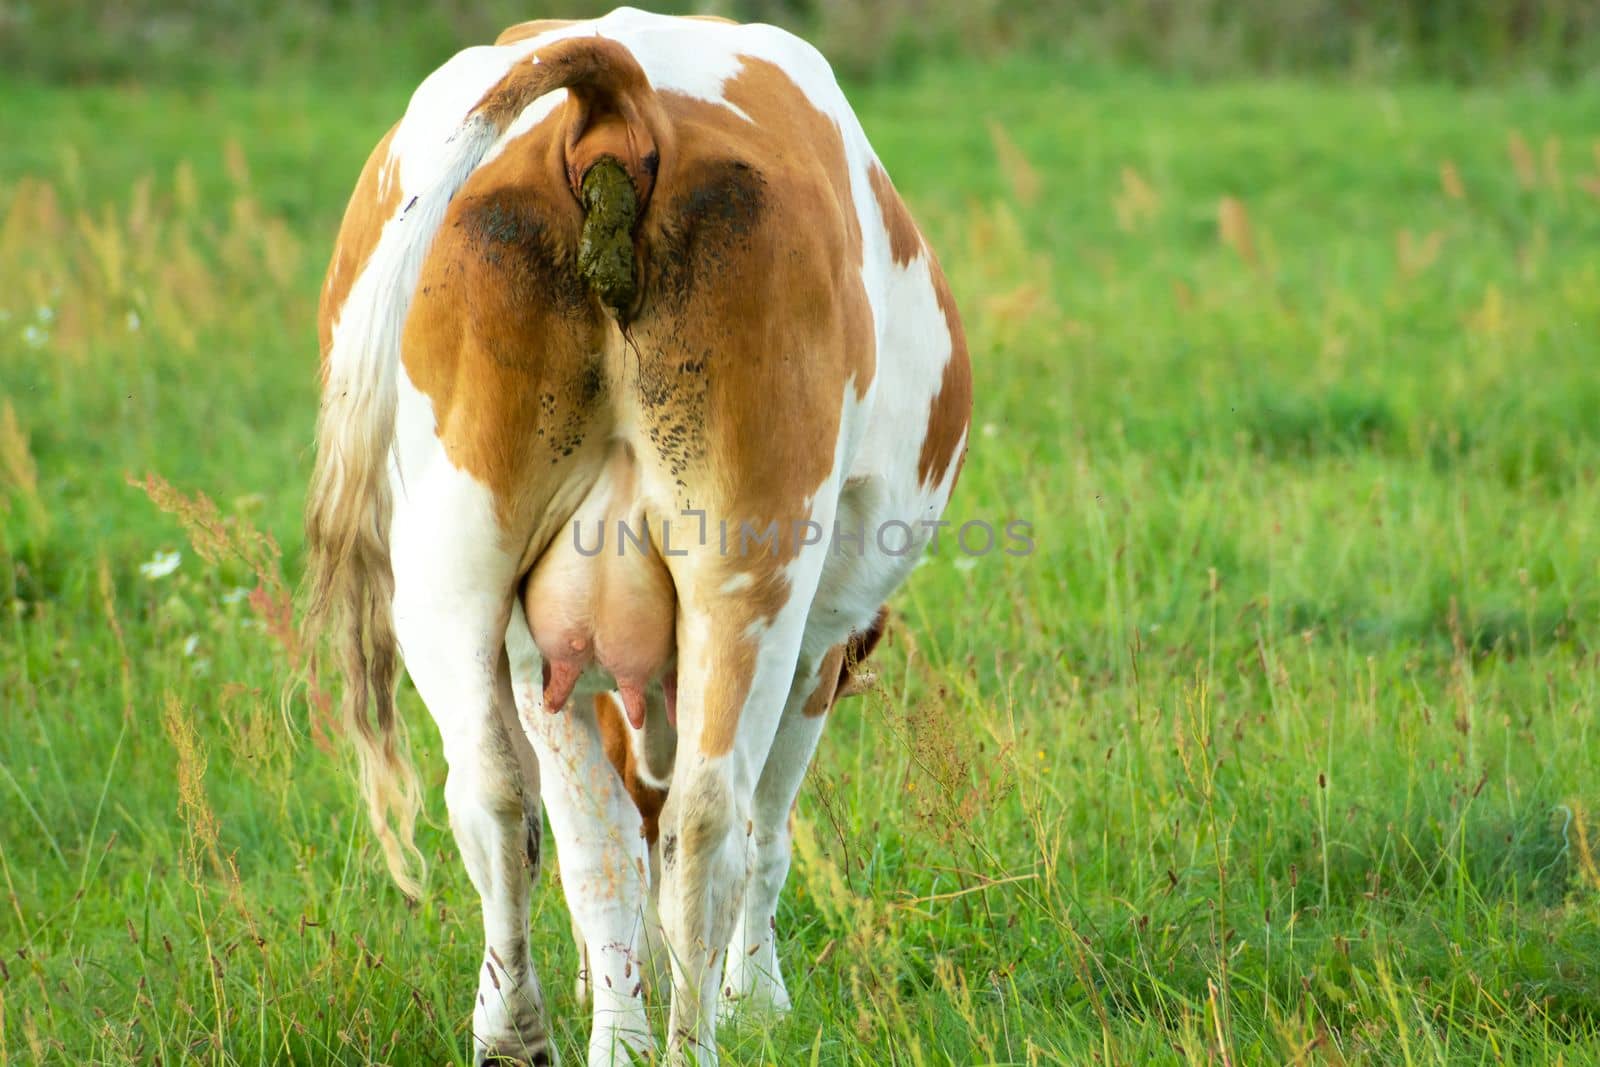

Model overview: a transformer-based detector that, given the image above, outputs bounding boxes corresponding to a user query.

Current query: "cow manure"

[578,157,639,320]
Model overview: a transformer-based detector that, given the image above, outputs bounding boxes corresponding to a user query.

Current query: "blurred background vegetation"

[5,0,1600,86]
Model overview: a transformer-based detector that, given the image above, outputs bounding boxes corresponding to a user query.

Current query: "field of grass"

[5,43,1600,1065]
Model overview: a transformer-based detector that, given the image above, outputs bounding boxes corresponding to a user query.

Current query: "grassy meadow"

[5,33,1600,1067]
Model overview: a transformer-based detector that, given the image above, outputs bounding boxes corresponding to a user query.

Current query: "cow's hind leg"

[390,471,549,1066]
[718,646,841,1019]
[506,603,656,1066]
[656,590,822,1065]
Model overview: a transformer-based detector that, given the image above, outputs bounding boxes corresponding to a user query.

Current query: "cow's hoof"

[475,1044,553,1066]
[717,987,792,1024]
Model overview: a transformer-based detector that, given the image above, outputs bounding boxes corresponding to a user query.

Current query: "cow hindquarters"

[390,463,549,1066]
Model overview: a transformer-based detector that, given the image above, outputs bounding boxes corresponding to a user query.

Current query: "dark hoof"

[475,1046,552,1067]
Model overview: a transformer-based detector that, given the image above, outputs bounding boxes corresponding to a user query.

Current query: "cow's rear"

[306,11,969,1066]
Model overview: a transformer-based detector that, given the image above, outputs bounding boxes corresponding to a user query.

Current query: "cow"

[305,8,970,1065]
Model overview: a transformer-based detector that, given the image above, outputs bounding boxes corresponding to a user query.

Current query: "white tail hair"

[304,109,514,897]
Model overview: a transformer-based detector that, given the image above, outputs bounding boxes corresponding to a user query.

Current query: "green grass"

[5,52,1600,1065]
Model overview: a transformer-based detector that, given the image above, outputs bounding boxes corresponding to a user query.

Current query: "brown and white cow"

[305,9,969,1065]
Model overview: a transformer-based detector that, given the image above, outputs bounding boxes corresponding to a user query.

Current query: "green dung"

[577,157,640,318]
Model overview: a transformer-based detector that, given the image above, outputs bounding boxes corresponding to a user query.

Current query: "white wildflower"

[139,549,182,580]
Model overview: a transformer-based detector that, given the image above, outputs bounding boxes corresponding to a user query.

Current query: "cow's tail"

[483,35,667,321]
[302,35,666,898]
